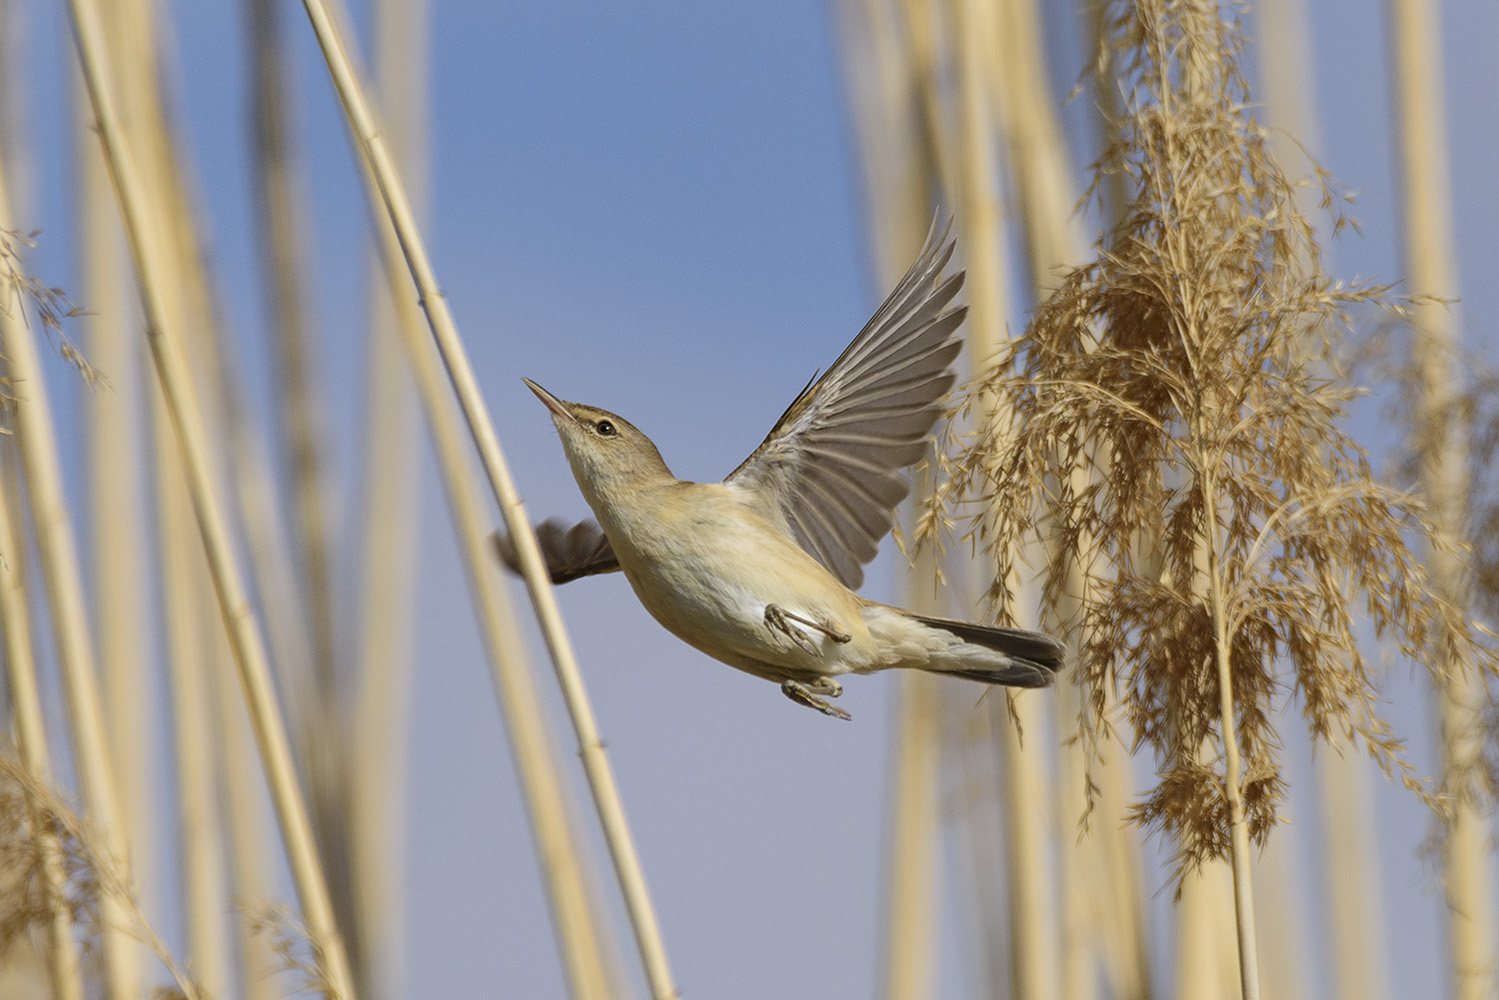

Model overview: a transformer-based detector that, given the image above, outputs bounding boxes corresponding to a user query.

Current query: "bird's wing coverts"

[492,518,621,584]
[725,219,966,589]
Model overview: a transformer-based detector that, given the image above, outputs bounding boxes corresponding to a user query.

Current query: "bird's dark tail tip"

[909,611,1064,688]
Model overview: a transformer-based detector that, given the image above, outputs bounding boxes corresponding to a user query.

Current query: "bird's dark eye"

[595,419,616,437]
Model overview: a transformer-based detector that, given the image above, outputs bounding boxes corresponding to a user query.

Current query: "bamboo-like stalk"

[950,703,1012,995]
[0,127,136,1000]
[246,0,339,709]
[156,407,230,998]
[951,3,1064,996]
[347,0,428,993]
[244,0,356,977]
[292,3,676,994]
[0,305,84,1000]
[77,0,154,933]
[65,4,358,997]
[402,315,628,1000]
[352,82,626,1000]
[881,577,943,1000]
[1318,747,1388,1000]
[1176,859,1238,1000]
[1386,2,1497,997]
[1255,6,1386,996]
[213,631,282,1000]
[1198,463,1262,1000]
[838,6,945,997]
[1250,817,1306,1000]
[835,0,931,259]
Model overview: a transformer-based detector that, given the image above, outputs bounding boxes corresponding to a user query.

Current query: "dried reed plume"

[927,0,1497,886]
[0,751,207,1000]
[0,228,97,389]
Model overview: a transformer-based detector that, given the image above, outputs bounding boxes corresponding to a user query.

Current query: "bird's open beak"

[523,378,575,422]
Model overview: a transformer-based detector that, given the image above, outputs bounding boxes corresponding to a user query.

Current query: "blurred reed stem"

[1256,3,1386,996]
[154,391,231,996]
[838,4,945,997]
[66,1,359,994]
[246,0,340,718]
[78,0,155,939]
[953,10,1062,990]
[294,1,675,994]
[213,625,282,1000]
[0,115,136,1000]
[1387,1,1498,996]
[352,68,628,1000]
[0,173,86,1000]
[347,0,429,993]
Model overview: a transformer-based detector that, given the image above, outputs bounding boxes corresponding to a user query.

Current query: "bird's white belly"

[611,514,868,681]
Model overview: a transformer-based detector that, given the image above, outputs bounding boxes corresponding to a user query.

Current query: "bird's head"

[524,379,673,506]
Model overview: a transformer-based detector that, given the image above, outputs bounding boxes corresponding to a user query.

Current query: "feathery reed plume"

[0,752,208,1000]
[926,1,1498,996]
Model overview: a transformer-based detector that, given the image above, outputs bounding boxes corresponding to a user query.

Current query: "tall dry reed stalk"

[1387,0,1498,995]
[353,87,628,1000]
[244,3,355,967]
[292,1,669,994]
[66,1,359,994]
[0,252,84,1000]
[0,138,137,1000]
[835,3,949,997]
[1257,1,1391,996]
[347,0,428,995]
[926,2,1499,998]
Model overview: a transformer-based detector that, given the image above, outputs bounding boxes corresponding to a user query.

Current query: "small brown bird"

[501,222,1062,718]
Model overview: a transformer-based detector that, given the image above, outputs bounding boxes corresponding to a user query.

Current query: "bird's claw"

[781,680,852,721]
[764,604,851,653]
[765,604,818,654]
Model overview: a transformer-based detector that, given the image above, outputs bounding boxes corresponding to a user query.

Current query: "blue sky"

[13,1,1499,998]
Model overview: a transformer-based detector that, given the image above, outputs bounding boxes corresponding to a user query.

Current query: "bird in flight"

[499,221,1062,719]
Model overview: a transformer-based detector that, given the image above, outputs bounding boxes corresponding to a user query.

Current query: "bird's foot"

[764,604,852,653]
[765,604,817,654]
[781,680,852,721]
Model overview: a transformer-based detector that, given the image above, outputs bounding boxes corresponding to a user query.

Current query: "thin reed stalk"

[1255,5,1385,996]
[246,0,340,711]
[953,3,1064,995]
[1386,1,1497,995]
[837,6,946,996]
[245,0,358,976]
[351,71,627,1000]
[347,0,428,994]
[0,367,83,1000]
[0,134,135,1000]
[293,2,676,994]
[1197,467,1262,999]
[213,637,283,1000]
[65,2,358,996]
[76,0,154,929]
[156,411,231,997]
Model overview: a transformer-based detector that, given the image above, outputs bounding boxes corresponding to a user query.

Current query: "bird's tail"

[892,609,1063,688]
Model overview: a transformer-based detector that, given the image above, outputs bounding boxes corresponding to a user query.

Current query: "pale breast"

[603,482,870,675]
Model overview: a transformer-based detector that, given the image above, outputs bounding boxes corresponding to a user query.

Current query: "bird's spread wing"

[491,518,621,584]
[724,220,966,589]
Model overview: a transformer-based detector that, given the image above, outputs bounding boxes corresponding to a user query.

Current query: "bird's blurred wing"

[724,220,965,589]
[491,518,621,584]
